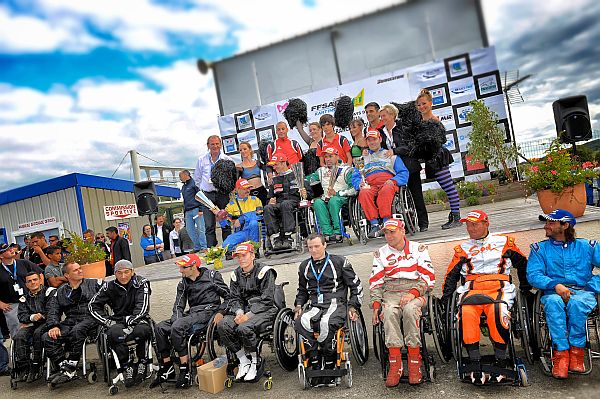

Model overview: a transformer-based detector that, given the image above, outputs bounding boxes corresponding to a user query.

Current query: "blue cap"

[539,209,576,226]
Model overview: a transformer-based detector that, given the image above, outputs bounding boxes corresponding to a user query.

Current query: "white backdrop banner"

[217,46,508,186]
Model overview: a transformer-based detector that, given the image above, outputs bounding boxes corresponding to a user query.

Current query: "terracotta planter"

[536,183,587,217]
[81,260,106,279]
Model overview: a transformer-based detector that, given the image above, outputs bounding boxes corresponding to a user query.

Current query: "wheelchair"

[206,282,299,390]
[9,337,46,389]
[296,305,369,389]
[305,196,354,245]
[441,289,533,386]
[96,319,156,395]
[263,203,310,258]
[372,294,446,384]
[349,186,419,244]
[45,328,101,390]
[532,289,600,376]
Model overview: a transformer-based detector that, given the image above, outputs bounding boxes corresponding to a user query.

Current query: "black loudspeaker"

[133,181,158,216]
[552,95,592,143]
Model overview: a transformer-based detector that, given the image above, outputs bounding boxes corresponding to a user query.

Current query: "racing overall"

[220,195,262,251]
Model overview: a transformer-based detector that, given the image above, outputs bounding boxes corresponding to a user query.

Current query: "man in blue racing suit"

[527,209,600,379]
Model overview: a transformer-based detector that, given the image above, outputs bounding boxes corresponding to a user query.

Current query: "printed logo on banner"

[353,88,365,107]
[234,110,255,133]
[276,102,288,113]
[443,130,459,154]
[222,134,240,155]
[444,53,472,81]
[448,77,476,102]
[420,66,445,80]
[424,83,450,109]
[256,125,276,143]
[462,152,490,176]
[474,71,502,99]
[255,112,272,121]
[457,127,471,152]
[433,107,455,131]
[452,102,473,128]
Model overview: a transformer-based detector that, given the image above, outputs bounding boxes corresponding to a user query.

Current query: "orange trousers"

[461,301,510,345]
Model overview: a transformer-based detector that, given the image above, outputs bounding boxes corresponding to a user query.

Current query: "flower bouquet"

[203,246,226,270]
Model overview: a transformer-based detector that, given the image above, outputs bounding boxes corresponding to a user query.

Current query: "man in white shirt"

[194,135,233,247]
[153,215,171,260]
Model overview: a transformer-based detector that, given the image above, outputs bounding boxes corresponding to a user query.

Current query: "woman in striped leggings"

[416,89,461,229]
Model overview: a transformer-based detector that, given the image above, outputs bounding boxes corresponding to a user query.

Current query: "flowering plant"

[525,139,599,193]
[203,246,226,269]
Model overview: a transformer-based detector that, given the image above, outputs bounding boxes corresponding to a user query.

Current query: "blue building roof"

[0,173,180,206]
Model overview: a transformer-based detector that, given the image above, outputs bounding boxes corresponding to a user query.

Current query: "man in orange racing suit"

[441,210,531,384]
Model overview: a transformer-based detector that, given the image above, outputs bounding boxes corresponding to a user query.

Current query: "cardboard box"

[198,360,227,394]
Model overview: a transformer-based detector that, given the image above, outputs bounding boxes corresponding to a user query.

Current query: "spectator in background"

[364,102,384,133]
[154,215,172,260]
[29,232,50,269]
[179,169,207,253]
[349,118,367,162]
[140,224,164,265]
[44,246,67,288]
[169,218,192,257]
[316,114,352,166]
[106,226,131,274]
[84,229,111,276]
[9,243,23,260]
[194,135,233,248]
[48,235,60,247]
[22,235,32,260]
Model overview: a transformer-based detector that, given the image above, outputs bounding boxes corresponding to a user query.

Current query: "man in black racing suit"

[216,242,278,382]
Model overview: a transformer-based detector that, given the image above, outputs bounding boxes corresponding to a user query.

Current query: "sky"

[0,0,598,193]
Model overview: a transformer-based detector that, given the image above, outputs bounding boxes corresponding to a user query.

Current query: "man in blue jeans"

[179,169,207,252]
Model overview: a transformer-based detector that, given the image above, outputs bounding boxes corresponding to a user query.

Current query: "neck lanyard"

[2,261,17,281]
[309,254,330,296]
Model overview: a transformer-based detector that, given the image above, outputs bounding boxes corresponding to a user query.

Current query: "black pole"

[330,30,342,86]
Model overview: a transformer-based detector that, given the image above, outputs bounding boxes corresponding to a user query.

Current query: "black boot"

[441,212,461,230]
[175,365,191,389]
[26,363,41,383]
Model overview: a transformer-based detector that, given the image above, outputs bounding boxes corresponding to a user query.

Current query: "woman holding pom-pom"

[416,89,461,229]
[237,141,268,206]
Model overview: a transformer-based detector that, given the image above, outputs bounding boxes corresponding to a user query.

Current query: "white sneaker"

[244,363,257,381]
[235,363,250,380]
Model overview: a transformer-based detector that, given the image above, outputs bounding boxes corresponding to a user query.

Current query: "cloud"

[0,84,75,121]
[0,5,100,53]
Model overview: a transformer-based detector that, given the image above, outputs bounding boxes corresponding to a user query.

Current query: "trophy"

[323,163,340,203]
[354,157,370,189]
[291,162,309,208]
[195,191,228,221]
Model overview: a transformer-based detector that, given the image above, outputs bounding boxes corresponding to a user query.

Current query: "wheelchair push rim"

[349,307,369,366]
[273,307,299,372]
[428,295,452,363]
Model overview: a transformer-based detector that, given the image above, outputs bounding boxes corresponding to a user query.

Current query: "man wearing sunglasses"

[151,254,229,389]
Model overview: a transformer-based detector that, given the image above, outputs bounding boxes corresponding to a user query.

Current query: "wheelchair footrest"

[459,363,518,382]
[305,368,348,378]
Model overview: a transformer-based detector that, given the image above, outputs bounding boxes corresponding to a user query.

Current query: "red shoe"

[569,347,586,373]
[385,347,403,387]
[552,350,569,379]
[407,347,423,385]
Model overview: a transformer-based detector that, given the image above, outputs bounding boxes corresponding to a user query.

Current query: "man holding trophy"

[263,153,311,250]
[305,147,356,243]
[351,130,409,239]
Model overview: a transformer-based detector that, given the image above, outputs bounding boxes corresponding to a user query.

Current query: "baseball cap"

[175,254,202,267]
[267,153,288,165]
[0,243,10,254]
[539,209,576,226]
[323,147,339,155]
[365,129,380,139]
[236,178,252,189]
[382,218,405,231]
[233,242,255,257]
[459,210,488,223]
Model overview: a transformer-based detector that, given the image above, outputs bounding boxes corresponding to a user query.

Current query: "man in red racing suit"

[441,210,531,384]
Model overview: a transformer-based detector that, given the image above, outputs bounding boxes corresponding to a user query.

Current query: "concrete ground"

[2,198,600,398]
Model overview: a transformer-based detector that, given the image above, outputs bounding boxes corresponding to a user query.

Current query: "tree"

[466,99,519,182]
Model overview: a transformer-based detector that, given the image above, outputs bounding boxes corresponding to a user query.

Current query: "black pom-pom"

[258,139,271,165]
[283,98,308,128]
[211,159,237,195]
[303,148,320,176]
[334,96,354,130]
[411,120,447,161]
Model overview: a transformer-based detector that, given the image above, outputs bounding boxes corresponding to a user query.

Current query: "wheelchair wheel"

[449,292,461,361]
[349,197,367,245]
[514,291,534,365]
[206,319,227,360]
[532,292,552,375]
[372,324,380,362]
[375,322,389,379]
[396,186,418,236]
[428,295,452,363]
[273,307,299,371]
[349,308,369,366]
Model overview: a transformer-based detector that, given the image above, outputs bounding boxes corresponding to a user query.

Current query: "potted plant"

[524,139,599,217]
[65,230,107,278]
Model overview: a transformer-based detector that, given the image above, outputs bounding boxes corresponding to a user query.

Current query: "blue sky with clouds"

[0,0,598,192]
